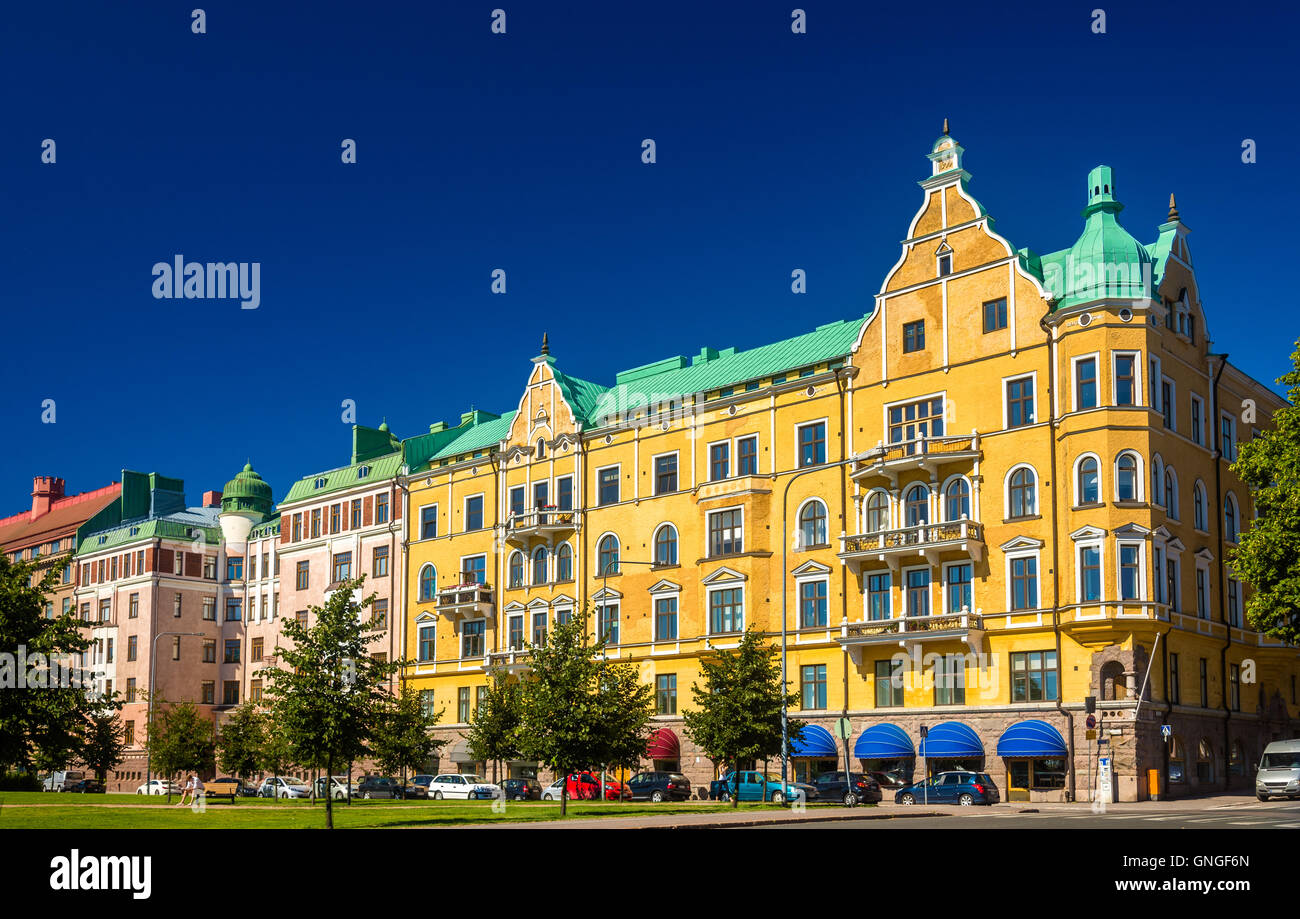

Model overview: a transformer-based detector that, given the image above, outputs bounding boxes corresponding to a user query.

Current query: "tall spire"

[942,117,949,136]
[1167,193,1179,221]
[541,332,550,356]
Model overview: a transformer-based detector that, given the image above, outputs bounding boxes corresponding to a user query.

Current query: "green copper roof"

[427,411,518,463]
[281,450,406,505]
[589,315,867,422]
[220,462,274,519]
[76,516,223,555]
[550,368,608,425]
[249,515,280,540]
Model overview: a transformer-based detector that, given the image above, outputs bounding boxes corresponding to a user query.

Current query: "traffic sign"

[1085,729,1097,741]
[1097,736,1109,745]
[835,717,852,740]
[919,725,929,738]
[1161,724,1172,740]
[1085,714,1096,729]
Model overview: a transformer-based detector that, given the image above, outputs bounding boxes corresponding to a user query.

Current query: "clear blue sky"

[1,0,1295,512]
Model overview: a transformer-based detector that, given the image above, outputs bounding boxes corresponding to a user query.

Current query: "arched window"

[1194,480,1207,530]
[903,484,929,527]
[1077,456,1100,505]
[1008,467,1036,518]
[1116,453,1139,502]
[1164,467,1179,520]
[1168,736,1186,784]
[1151,456,1164,506]
[597,535,620,576]
[799,500,828,547]
[418,564,437,601]
[556,543,573,581]
[508,551,524,588]
[536,438,546,459]
[1100,660,1127,701]
[654,524,678,567]
[944,478,970,520]
[1224,494,1239,542]
[1196,739,1215,783]
[865,491,889,533]
[531,546,548,586]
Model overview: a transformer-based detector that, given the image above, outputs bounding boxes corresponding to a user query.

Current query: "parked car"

[501,778,542,801]
[426,774,502,800]
[259,776,312,799]
[565,771,629,801]
[625,771,692,802]
[709,770,814,804]
[313,776,352,799]
[808,771,881,805]
[135,779,180,796]
[355,776,406,799]
[541,778,566,801]
[1256,739,1300,801]
[895,771,999,806]
[867,768,910,789]
[43,771,85,792]
[60,778,105,794]
[406,775,437,799]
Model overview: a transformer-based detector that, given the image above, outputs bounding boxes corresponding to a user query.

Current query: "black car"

[625,771,692,802]
[501,778,542,801]
[809,771,881,805]
[356,776,406,799]
[60,779,105,794]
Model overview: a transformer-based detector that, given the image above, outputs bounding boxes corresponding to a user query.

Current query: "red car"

[565,772,630,801]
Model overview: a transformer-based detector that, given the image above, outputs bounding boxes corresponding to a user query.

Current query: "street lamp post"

[146,630,205,793]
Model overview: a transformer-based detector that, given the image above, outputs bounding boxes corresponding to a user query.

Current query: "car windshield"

[1261,752,1300,768]
[760,774,782,783]
[976,774,993,785]
[462,776,487,783]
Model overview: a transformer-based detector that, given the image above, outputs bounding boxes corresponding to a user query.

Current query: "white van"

[1255,739,1300,801]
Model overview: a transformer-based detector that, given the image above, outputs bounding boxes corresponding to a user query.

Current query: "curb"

[480,809,950,830]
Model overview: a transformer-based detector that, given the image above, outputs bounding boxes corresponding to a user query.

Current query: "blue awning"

[853,723,915,759]
[918,722,984,758]
[996,719,1068,758]
[790,724,838,758]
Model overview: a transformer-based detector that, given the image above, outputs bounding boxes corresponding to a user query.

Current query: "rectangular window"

[224,639,240,663]
[418,625,435,662]
[330,504,341,532]
[1168,653,1180,704]
[171,635,181,661]
[875,659,903,707]
[1114,354,1136,406]
[202,597,215,621]
[1161,379,1174,429]
[557,477,574,511]
[297,611,308,628]
[173,552,183,576]
[371,598,389,630]
[1220,413,1236,462]
[200,681,213,705]
[223,681,239,706]
[799,579,828,628]
[248,555,257,581]
[797,422,827,467]
[375,492,390,524]
[656,674,677,715]
[332,552,352,583]
[509,487,525,520]
[655,596,678,641]
[867,572,892,620]
[597,603,620,644]
[654,454,678,495]
[709,587,743,633]
[937,253,952,276]
[801,664,827,710]
[1227,579,1241,627]
[1080,546,1101,602]
[351,499,362,529]
[125,721,135,746]
[1190,395,1203,445]
[1229,664,1241,711]
[709,442,730,481]
[983,297,1008,333]
[251,637,263,660]
[458,687,471,723]
[373,545,389,577]
[507,615,524,650]
[946,563,972,613]
[905,568,930,617]
[737,436,759,476]
[129,593,139,619]
[173,594,182,618]
[292,515,303,541]
[1011,555,1038,610]
[934,655,966,705]
[598,466,620,506]
[225,598,242,621]
[1166,557,1179,612]
[420,505,438,539]
[462,555,487,585]
[1119,544,1141,601]
[1199,658,1209,707]
[296,561,309,590]
[106,638,114,663]
[310,509,321,539]
[888,397,944,449]
[250,679,263,703]
[902,319,925,353]
[461,620,485,658]
[707,509,743,557]
[1075,357,1097,410]
[1011,651,1058,702]
[465,496,484,531]
[532,611,547,647]
[1196,568,1208,619]
[1006,376,1035,428]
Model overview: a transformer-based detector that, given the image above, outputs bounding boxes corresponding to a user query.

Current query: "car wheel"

[958,793,975,806]
[433,791,443,800]
[843,791,857,807]
[900,793,916,805]
[363,791,372,799]
[770,791,784,805]
[543,793,553,801]
[1257,793,1268,801]
[651,790,664,803]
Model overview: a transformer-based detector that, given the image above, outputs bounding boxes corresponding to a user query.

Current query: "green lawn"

[0,791,774,828]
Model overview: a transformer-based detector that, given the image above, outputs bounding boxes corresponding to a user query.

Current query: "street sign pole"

[919,724,928,807]
[835,717,853,806]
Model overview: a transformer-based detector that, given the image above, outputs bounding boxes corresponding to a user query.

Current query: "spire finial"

[942,117,949,136]
[541,332,550,356]
[1167,193,1179,221]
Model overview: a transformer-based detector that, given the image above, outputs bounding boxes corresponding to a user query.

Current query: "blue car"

[894,771,999,806]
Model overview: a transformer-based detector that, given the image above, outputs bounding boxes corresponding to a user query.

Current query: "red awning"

[646,728,680,760]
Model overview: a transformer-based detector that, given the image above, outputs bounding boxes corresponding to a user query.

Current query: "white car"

[259,776,311,799]
[135,779,180,795]
[426,774,502,800]
[541,778,566,801]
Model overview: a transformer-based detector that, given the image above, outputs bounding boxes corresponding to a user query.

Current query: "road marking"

[1274,822,1300,828]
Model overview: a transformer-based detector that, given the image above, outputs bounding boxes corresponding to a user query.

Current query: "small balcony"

[436,583,495,622]
[839,520,984,566]
[850,434,980,485]
[504,508,577,547]
[837,612,985,658]
[484,647,532,676]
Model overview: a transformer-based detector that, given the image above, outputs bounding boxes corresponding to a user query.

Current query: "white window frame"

[1111,350,1142,407]
[794,568,831,628]
[705,505,745,558]
[705,580,746,635]
[735,434,760,477]
[1004,548,1042,612]
[460,617,487,659]
[418,503,439,541]
[1070,351,1101,412]
[1003,463,1039,519]
[1150,453,1165,507]
[1223,492,1240,543]
[1072,452,1102,507]
[795,496,830,549]
[1164,465,1180,520]
[1189,393,1205,447]
[941,560,974,614]
[554,474,575,511]
[1194,560,1210,619]
[940,473,973,522]
[1074,537,1105,605]
[1001,371,1038,430]
[652,450,681,496]
[1219,412,1237,462]
[595,463,621,506]
[794,418,830,468]
[1114,450,1145,503]
[1116,539,1147,602]
[1161,374,1176,431]
[461,492,485,533]
[1193,479,1209,532]
[863,568,893,621]
[595,531,621,576]
[459,553,488,585]
[901,564,933,618]
[706,438,731,482]
[1148,355,1162,412]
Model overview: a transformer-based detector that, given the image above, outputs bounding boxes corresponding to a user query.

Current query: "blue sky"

[1,1,1295,512]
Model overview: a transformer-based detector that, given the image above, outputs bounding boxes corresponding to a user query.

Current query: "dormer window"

[938,253,952,277]
[357,465,371,479]
[314,477,327,489]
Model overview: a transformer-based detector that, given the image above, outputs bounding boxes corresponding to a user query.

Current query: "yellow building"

[401,128,1297,802]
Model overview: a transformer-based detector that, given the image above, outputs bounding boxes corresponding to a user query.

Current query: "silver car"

[1256,739,1300,800]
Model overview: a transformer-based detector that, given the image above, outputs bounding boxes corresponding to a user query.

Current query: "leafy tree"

[0,553,96,774]
[371,682,444,784]
[216,701,266,781]
[595,659,655,798]
[259,717,296,782]
[683,627,804,808]
[1232,337,1300,644]
[146,697,216,801]
[82,708,127,785]
[465,670,524,782]
[263,576,404,828]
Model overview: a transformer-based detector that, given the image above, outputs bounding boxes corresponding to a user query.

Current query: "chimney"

[202,490,223,508]
[31,476,65,520]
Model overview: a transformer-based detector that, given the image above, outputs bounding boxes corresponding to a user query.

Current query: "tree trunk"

[560,771,567,817]
[325,753,334,829]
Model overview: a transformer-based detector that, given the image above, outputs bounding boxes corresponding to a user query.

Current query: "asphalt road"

[752,798,1300,829]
